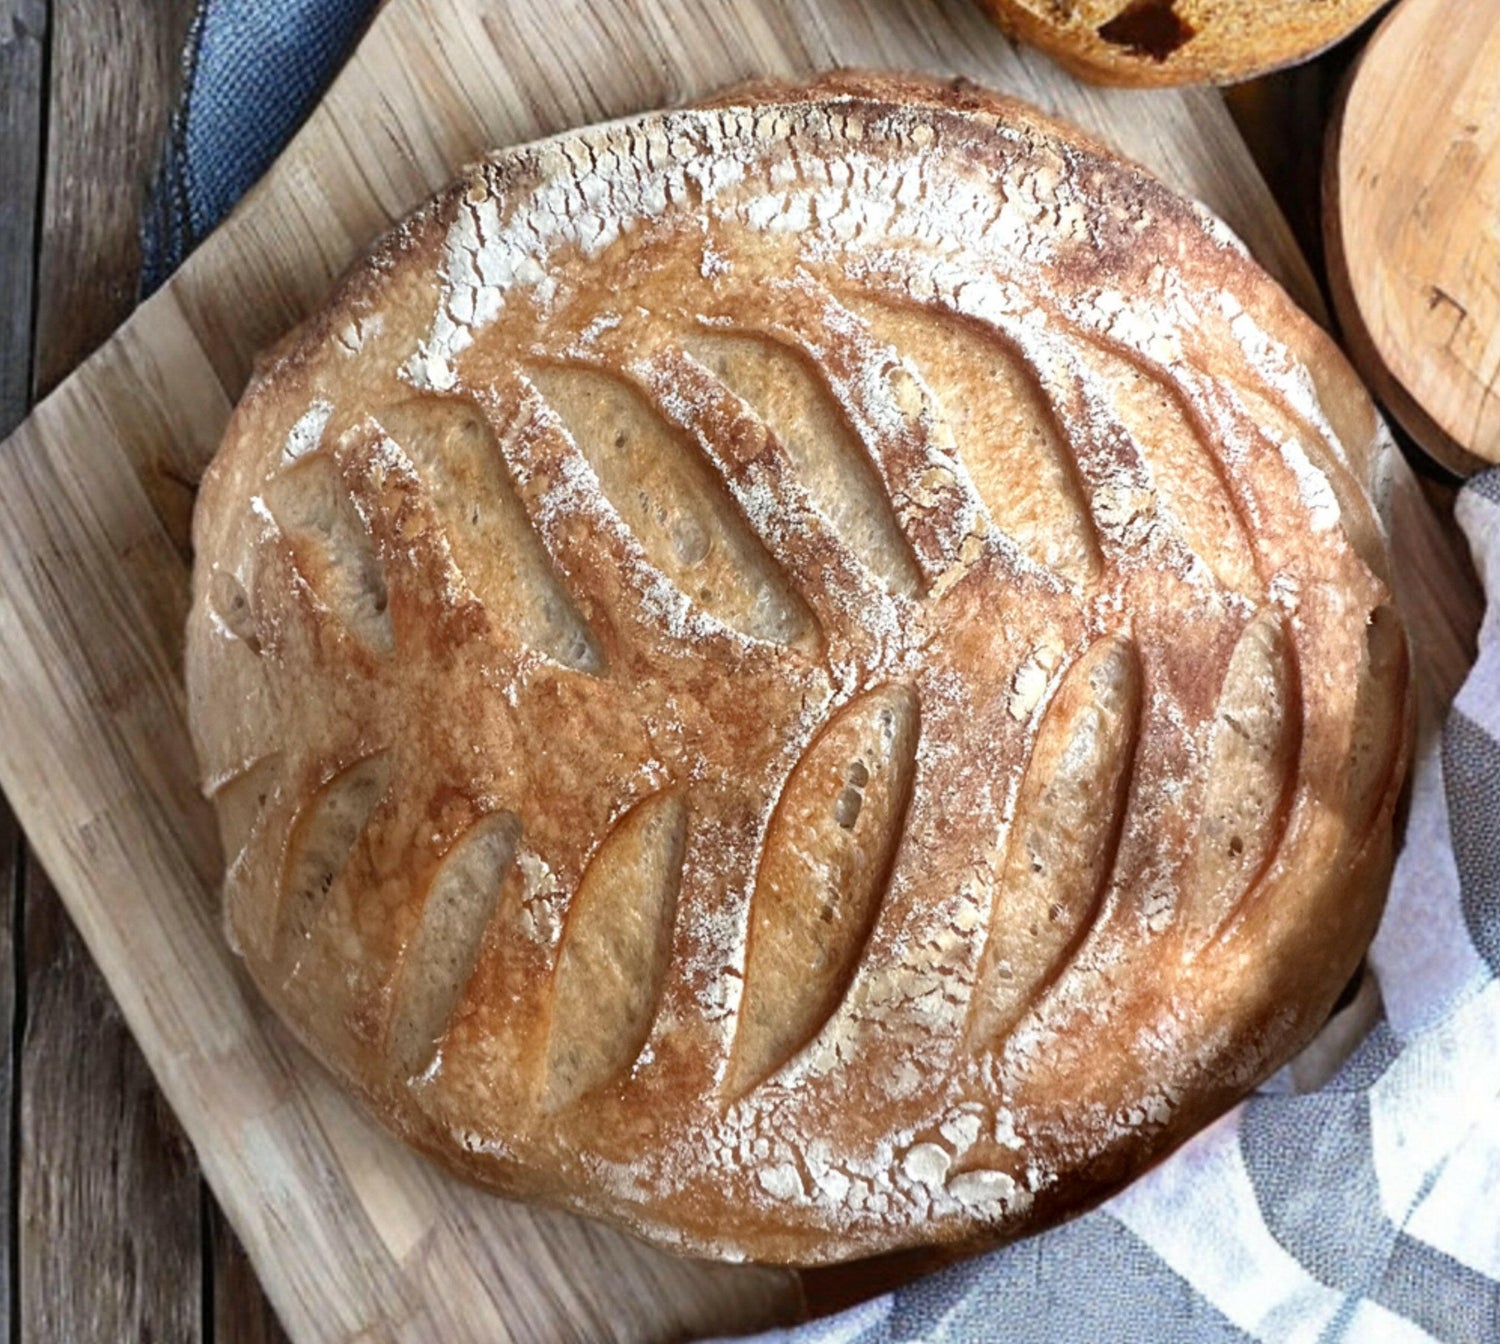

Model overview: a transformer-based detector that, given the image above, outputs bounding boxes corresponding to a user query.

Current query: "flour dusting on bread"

[185,74,1410,1265]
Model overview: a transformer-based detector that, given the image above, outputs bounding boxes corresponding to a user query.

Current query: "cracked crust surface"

[187,74,1411,1264]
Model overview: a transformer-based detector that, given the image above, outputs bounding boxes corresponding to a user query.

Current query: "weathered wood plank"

[0,0,48,436]
[32,0,197,395]
[210,1201,292,1344]
[0,804,19,1344]
[18,864,202,1344]
[22,4,274,1339]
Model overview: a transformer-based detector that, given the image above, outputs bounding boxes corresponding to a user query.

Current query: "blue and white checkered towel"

[147,5,1500,1340]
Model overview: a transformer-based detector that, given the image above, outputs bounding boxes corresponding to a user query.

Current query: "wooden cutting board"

[0,1,1481,1340]
[1326,0,1500,478]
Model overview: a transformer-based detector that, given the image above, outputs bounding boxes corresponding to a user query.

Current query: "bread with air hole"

[969,0,1388,87]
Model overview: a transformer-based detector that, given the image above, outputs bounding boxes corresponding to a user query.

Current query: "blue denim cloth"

[140,0,378,292]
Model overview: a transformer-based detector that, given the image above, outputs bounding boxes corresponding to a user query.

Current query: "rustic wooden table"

[0,2,1389,1338]
[0,2,287,1337]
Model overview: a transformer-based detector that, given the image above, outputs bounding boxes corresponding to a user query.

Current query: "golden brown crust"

[186,74,1411,1264]
[972,0,1388,88]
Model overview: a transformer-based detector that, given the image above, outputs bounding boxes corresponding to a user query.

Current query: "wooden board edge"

[1321,0,1500,479]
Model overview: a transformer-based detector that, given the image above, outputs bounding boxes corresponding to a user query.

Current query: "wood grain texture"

[210,1201,292,1344]
[0,0,1477,1340]
[1326,0,1500,476]
[18,864,203,1344]
[32,0,197,395]
[19,3,277,1337]
[0,0,47,435]
[0,806,18,1344]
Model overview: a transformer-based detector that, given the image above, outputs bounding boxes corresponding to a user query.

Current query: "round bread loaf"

[187,74,1411,1265]
[971,0,1387,87]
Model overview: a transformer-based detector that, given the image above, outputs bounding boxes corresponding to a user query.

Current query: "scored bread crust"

[972,0,1388,87]
[187,73,1411,1265]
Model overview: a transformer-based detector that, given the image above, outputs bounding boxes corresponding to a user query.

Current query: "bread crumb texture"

[972,0,1387,88]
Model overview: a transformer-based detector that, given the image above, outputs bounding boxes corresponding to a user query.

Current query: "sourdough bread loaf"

[186,74,1411,1265]
[972,0,1388,87]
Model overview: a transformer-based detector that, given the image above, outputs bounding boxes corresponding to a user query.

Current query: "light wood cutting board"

[1326,0,1500,477]
[0,2,1481,1341]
